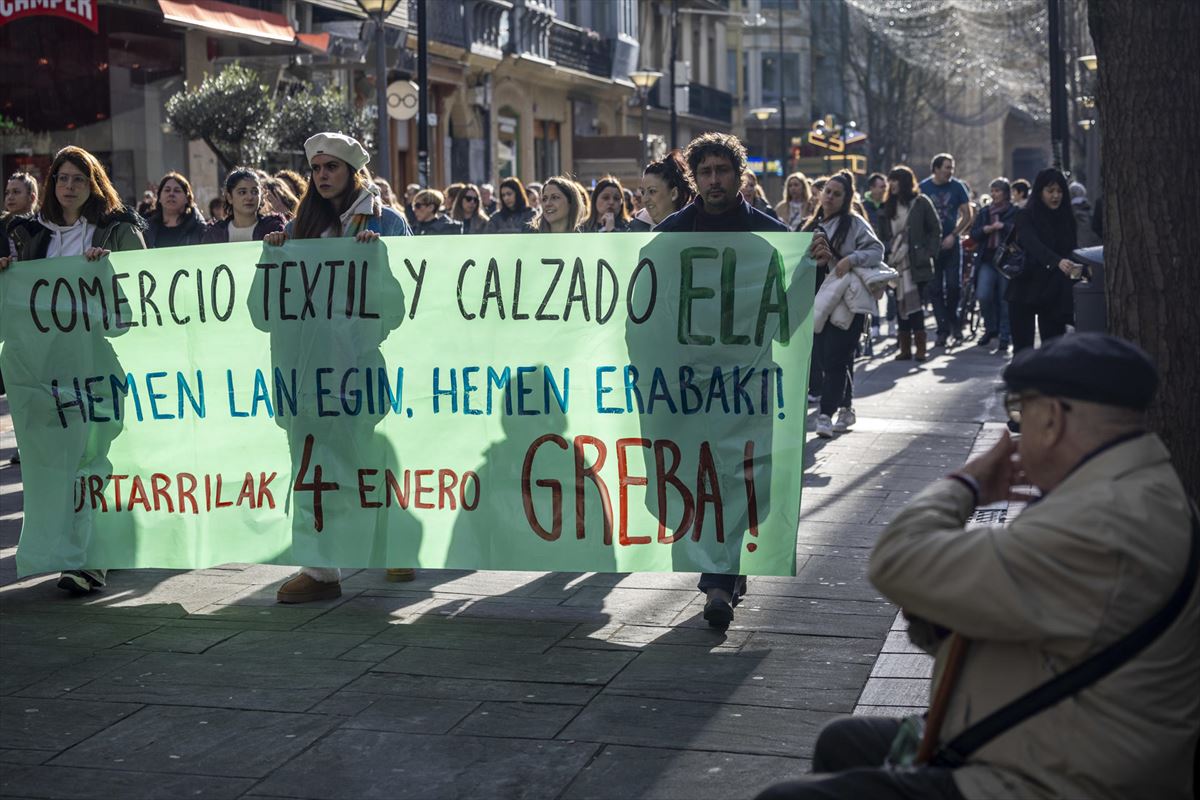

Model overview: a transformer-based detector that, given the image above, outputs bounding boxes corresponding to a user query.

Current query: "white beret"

[304,132,369,170]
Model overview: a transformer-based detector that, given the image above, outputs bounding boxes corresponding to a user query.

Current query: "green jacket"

[7,207,147,260]
[878,194,941,284]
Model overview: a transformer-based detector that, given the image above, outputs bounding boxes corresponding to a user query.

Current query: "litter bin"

[1072,245,1106,333]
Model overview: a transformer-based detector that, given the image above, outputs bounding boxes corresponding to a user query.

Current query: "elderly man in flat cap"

[757,333,1198,800]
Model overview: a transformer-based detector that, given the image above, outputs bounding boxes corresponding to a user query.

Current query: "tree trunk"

[1088,0,1200,497]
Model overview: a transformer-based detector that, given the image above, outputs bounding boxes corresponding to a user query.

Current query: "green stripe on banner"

[0,232,814,576]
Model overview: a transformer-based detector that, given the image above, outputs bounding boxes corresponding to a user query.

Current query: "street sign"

[386,81,419,121]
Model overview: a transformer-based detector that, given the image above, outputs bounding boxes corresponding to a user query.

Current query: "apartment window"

[761,52,801,103]
[534,120,561,180]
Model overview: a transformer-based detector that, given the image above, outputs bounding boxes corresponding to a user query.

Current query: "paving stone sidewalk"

[0,338,1009,800]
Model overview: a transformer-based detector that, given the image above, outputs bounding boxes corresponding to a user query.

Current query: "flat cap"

[304,132,369,171]
[1002,333,1157,410]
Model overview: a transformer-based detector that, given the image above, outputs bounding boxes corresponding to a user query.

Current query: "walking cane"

[917,632,969,764]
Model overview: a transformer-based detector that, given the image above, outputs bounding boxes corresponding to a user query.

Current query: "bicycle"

[958,251,981,341]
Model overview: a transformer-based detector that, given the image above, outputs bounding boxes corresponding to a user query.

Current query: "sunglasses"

[463,195,479,202]
[413,201,433,208]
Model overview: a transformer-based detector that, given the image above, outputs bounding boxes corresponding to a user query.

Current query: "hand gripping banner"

[0,232,814,576]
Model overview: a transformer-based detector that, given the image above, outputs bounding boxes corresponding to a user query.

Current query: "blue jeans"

[974,259,1010,344]
[929,242,961,336]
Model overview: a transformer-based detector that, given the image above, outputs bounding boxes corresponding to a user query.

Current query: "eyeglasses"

[463,196,479,202]
[1003,391,1072,425]
[54,173,88,188]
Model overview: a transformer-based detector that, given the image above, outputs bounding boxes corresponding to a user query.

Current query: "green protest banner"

[0,232,813,577]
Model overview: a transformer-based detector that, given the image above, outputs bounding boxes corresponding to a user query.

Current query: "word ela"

[453,246,790,346]
[290,435,480,532]
[74,471,277,513]
[521,435,763,551]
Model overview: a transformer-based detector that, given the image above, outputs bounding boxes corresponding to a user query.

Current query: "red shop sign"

[0,0,98,33]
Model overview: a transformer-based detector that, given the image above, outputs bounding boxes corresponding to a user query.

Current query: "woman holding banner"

[200,168,286,244]
[529,176,586,233]
[0,146,147,595]
[262,132,412,603]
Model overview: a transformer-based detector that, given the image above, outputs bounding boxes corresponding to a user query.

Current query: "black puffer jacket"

[145,210,207,248]
[412,214,463,236]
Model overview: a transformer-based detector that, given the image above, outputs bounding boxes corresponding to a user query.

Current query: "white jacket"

[811,213,887,332]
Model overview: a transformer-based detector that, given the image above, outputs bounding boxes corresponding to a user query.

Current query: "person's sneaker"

[949,329,964,345]
[276,573,342,604]
[386,568,416,582]
[815,414,834,438]
[977,332,995,347]
[57,570,104,595]
[703,597,734,630]
[994,341,1010,355]
[833,407,857,433]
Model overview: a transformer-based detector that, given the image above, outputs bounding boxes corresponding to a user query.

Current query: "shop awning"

[296,32,331,54]
[158,0,296,45]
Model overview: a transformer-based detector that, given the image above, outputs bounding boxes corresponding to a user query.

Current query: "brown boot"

[914,330,928,362]
[276,573,342,604]
[386,568,416,582]
[894,331,912,360]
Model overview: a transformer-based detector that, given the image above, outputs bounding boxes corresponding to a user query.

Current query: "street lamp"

[629,70,662,166]
[1078,55,1097,72]
[353,0,402,184]
[748,106,776,180]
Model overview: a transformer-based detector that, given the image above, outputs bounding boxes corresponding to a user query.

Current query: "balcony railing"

[409,0,466,49]
[548,19,612,78]
[648,81,733,124]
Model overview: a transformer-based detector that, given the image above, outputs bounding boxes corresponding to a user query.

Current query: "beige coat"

[870,434,1198,800]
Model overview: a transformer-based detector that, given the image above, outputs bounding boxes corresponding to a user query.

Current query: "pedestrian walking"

[631,150,694,231]
[654,132,787,631]
[861,172,887,239]
[1006,168,1081,353]
[262,132,411,604]
[0,145,147,596]
[410,188,463,235]
[580,175,631,232]
[484,177,536,233]
[1069,181,1102,248]
[529,176,585,233]
[919,154,974,347]
[775,171,812,231]
[199,167,286,244]
[879,165,940,362]
[450,182,490,234]
[804,170,887,437]
[1011,179,1030,208]
[971,178,1017,353]
[757,334,1200,800]
[144,172,206,248]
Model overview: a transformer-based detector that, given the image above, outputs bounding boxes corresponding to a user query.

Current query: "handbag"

[992,225,1025,280]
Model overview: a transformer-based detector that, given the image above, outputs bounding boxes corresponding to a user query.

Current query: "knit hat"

[304,132,370,171]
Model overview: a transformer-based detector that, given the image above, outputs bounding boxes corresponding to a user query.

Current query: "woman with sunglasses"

[0,146,147,595]
[410,188,462,235]
[450,183,490,234]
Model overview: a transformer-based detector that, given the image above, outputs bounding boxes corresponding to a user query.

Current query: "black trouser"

[1008,301,1067,353]
[697,573,747,601]
[818,314,864,417]
[753,717,966,800]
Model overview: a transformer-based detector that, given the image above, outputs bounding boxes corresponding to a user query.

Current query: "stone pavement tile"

[794,556,882,601]
[444,598,616,625]
[794,521,885,550]
[341,695,479,734]
[0,612,163,649]
[452,701,580,739]
[870,654,934,679]
[124,625,240,654]
[338,643,401,662]
[294,594,441,634]
[0,748,52,765]
[341,673,601,705]
[560,622,749,651]
[1,765,255,799]
[857,678,930,707]
[210,583,358,609]
[795,543,873,560]
[67,652,367,712]
[367,616,575,653]
[189,563,302,585]
[372,644,636,685]
[558,693,839,758]
[343,569,550,597]
[183,605,330,628]
[853,705,926,719]
[611,572,707,591]
[4,647,147,699]
[605,647,867,712]
[560,744,809,800]
[740,633,881,665]
[559,586,697,627]
[206,630,369,660]
[50,705,336,777]
[672,605,894,639]
[0,697,142,751]
[248,729,599,800]
[734,592,892,615]
[306,691,381,717]
[881,630,925,655]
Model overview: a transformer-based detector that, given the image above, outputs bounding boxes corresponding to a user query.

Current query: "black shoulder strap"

[932,503,1200,768]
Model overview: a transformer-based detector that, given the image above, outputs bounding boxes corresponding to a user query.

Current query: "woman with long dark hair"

[200,168,286,244]
[878,165,941,362]
[0,145,146,595]
[145,171,206,248]
[484,177,536,233]
[580,175,631,232]
[631,151,695,231]
[529,176,585,233]
[802,171,886,438]
[450,182,490,234]
[1006,168,1081,352]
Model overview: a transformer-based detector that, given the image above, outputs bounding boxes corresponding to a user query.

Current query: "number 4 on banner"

[293,434,340,532]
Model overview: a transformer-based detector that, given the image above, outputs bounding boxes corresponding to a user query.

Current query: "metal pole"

[374,10,390,182]
[669,0,678,150]
[417,0,429,187]
[777,1,786,185]
[641,90,650,165]
[1048,0,1069,173]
